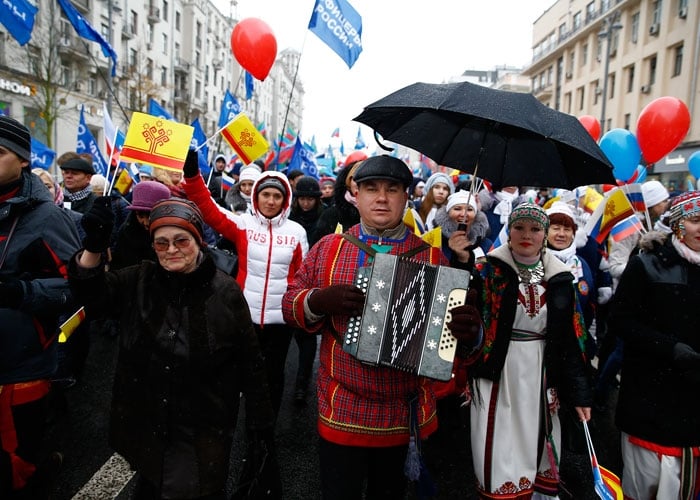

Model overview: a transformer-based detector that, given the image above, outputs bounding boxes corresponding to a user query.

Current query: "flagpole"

[103,128,119,196]
[276,31,309,171]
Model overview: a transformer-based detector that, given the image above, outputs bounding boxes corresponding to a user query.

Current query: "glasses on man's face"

[153,237,193,252]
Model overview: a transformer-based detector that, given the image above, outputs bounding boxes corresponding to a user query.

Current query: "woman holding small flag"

[609,191,700,500]
[449,202,592,499]
[69,196,275,499]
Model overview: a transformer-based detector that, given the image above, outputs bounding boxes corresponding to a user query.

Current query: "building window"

[631,12,639,43]
[601,0,611,13]
[195,80,201,98]
[146,58,153,79]
[129,10,137,35]
[162,0,168,21]
[129,48,137,69]
[608,72,615,99]
[175,11,181,31]
[651,0,662,25]
[573,11,582,30]
[61,64,71,86]
[578,86,585,111]
[163,33,168,54]
[624,113,631,130]
[101,23,109,39]
[593,81,600,105]
[627,64,635,93]
[649,55,657,85]
[673,44,683,77]
[586,2,595,22]
[558,23,567,42]
[161,66,167,86]
[88,77,96,95]
[582,43,588,65]
[564,92,572,114]
[568,50,575,74]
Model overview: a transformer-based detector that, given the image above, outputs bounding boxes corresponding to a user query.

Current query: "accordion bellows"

[343,253,471,381]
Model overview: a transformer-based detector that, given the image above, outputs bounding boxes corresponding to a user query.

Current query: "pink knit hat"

[127,181,172,212]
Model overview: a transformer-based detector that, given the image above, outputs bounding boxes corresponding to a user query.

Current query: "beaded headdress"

[669,191,700,231]
[508,203,549,231]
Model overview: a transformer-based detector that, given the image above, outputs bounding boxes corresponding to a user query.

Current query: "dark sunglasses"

[153,237,193,251]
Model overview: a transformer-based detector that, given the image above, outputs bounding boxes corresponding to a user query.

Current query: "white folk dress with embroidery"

[470,277,562,499]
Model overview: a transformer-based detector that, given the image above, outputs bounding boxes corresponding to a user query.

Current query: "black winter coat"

[611,235,700,446]
[69,252,273,496]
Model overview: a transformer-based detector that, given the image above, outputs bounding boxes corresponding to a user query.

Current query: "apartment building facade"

[0,0,304,173]
[524,0,698,190]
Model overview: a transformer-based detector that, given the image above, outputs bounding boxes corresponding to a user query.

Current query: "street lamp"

[598,12,622,134]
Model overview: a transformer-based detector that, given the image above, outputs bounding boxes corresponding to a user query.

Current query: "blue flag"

[245,71,254,100]
[190,118,211,178]
[148,98,174,120]
[56,0,118,76]
[308,0,362,68]
[0,0,38,46]
[217,90,240,129]
[30,137,55,170]
[76,106,109,176]
[354,126,366,150]
[288,137,319,179]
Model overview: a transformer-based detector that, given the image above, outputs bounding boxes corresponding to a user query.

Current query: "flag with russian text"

[0,0,38,46]
[57,0,117,75]
[103,102,124,168]
[190,118,211,178]
[308,0,362,68]
[120,112,194,172]
[288,137,319,178]
[30,137,55,170]
[220,113,269,165]
[148,98,174,120]
[218,89,240,129]
[77,106,109,176]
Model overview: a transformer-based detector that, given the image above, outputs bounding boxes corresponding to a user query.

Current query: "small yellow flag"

[421,227,443,248]
[120,112,194,172]
[114,168,133,195]
[59,307,86,343]
[402,209,423,236]
[220,114,269,165]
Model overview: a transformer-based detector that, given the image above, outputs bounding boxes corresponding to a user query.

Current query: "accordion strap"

[342,233,430,259]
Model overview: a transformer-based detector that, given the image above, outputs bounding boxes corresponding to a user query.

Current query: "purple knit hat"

[127,181,172,211]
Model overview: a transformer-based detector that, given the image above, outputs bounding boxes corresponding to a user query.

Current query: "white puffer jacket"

[184,170,308,325]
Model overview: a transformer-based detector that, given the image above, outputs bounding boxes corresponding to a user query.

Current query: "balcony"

[533,83,553,101]
[147,6,161,23]
[57,36,90,60]
[173,57,190,73]
[174,88,189,103]
[121,23,135,39]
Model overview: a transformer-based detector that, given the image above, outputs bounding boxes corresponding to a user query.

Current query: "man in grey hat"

[0,116,81,497]
[282,155,482,498]
[60,156,97,214]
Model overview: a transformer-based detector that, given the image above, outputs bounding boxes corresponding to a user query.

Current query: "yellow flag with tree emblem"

[120,112,194,172]
[220,113,269,164]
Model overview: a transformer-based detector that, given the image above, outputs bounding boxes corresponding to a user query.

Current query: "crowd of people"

[1,113,699,500]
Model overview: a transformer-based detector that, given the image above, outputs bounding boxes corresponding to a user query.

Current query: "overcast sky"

[214,0,555,153]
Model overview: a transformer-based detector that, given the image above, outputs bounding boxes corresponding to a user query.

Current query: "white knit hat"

[239,167,261,184]
[545,200,575,219]
[641,180,669,208]
[446,190,478,213]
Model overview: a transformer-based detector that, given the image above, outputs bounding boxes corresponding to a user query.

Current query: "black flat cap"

[60,158,95,174]
[352,155,413,188]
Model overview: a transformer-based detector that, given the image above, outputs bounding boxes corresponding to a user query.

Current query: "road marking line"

[72,453,135,499]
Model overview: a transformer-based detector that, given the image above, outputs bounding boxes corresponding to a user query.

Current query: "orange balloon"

[231,18,277,81]
[578,115,601,142]
[636,97,690,163]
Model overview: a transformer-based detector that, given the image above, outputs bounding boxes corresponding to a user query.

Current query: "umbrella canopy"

[354,81,616,190]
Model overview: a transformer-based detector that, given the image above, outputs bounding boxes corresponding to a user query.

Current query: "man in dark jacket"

[59,157,97,214]
[0,116,81,498]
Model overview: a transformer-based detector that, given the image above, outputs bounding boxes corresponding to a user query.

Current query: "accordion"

[342,253,471,381]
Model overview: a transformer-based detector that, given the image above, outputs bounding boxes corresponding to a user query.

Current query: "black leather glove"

[307,285,365,316]
[0,280,23,309]
[183,149,200,178]
[672,343,700,370]
[447,304,482,344]
[81,196,114,253]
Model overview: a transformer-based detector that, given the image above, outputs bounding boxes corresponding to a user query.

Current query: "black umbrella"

[353,81,615,190]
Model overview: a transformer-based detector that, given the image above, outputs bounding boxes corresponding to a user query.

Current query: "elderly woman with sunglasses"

[68,197,275,499]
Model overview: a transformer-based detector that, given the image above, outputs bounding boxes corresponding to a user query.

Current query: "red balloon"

[231,18,277,81]
[578,115,601,142]
[636,96,690,164]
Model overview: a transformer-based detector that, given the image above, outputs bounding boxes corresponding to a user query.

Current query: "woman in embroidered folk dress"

[450,203,592,499]
[610,191,700,499]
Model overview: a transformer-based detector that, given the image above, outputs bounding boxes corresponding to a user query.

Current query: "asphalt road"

[44,327,621,499]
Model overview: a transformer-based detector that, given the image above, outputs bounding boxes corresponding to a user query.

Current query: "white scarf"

[672,235,700,266]
[493,190,518,224]
[548,243,583,282]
